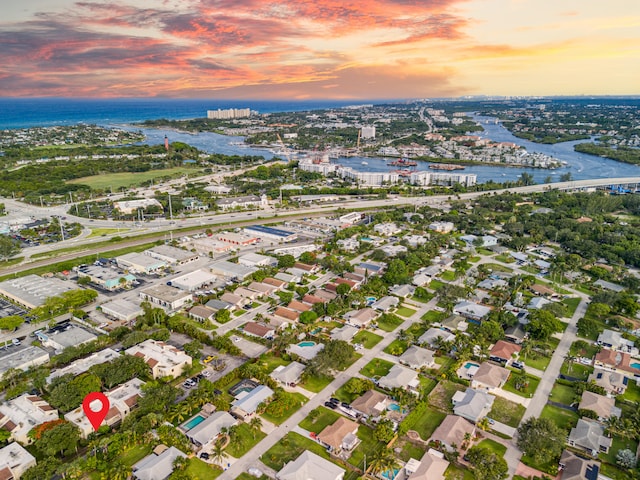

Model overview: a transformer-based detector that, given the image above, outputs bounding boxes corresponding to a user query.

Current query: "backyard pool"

[298,341,316,348]
[382,468,400,480]
[464,362,480,369]
[182,415,205,431]
[631,362,640,369]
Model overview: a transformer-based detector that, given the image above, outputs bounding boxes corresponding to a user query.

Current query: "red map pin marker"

[82,392,110,432]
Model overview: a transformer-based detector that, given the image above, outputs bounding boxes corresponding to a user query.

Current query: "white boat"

[361,161,368,165]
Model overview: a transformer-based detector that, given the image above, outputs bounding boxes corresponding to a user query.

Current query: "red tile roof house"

[489,340,521,366]
[288,300,312,312]
[274,307,300,322]
[243,321,276,339]
[294,262,319,273]
[594,349,640,376]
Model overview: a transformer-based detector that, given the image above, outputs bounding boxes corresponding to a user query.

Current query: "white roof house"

[406,449,450,480]
[132,445,186,480]
[418,328,455,348]
[378,364,419,391]
[399,346,436,370]
[372,296,399,312]
[238,253,278,267]
[597,329,634,352]
[0,394,58,445]
[453,301,491,322]
[185,411,237,447]
[125,340,192,379]
[568,419,612,456]
[276,450,345,480]
[65,378,145,438]
[0,442,36,480]
[209,260,256,280]
[231,385,274,419]
[270,362,306,386]
[452,388,495,423]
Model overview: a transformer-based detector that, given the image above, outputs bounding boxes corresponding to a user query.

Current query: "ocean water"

[0,97,381,130]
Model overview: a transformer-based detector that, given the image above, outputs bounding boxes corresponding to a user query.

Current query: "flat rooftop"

[0,274,76,308]
[0,346,50,376]
[140,284,192,302]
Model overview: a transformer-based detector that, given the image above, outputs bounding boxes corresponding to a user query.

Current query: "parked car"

[324,401,337,409]
[203,355,215,364]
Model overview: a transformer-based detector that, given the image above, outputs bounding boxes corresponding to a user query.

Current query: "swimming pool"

[382,468,399,480]
[183,415,205,431]
[631,362,640,369]
[298,341,316,348]
[464,362,480,369]
[388,403,401,411]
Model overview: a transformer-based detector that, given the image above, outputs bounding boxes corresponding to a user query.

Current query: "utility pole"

[39,196,44,208]
[168,194,173,221]
[86,205,91,219]
[59,219,65,241]
[75,202,79,215]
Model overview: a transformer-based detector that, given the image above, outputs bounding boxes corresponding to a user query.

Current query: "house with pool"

[288,341,325,361]
[184,411,237,448]
[231,385,274,420]
[377,364,420,393]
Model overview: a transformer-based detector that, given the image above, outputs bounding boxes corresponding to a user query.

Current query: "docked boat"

[388,158,417,167]
[429,163,465,171]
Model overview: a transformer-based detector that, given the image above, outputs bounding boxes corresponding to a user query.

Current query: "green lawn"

[619,380,640,403]
[88,227,129,238]
[121,444,153,467]
[352,330,383,349]
[440,270,456,281]
[600,436,639,466]
[407,323,428,338]
[261,432,332,471]
[540,404,579,431]
[411,406,446,440]
[299,407,342,433]
[396,438,427,462]
[495,254,515,264]
[569,340,600,359]
[376,314,404,332]
[396,306,417,317]
[68,166,201,190]
[333,384,360,404]
[421,310,446,323]
[488,396,526,428]
[186,458,222,479]
[560,361,593,380]
[429,280,446,291]
[562,297,581,317]
[237,474,269,480]
[348,425,385,468]
[574,285,595,296]
[469,256,481,263]
[383,339,409,356]
[523,351,552,371]
[300,373,333,393]
[261,392,308,425]
[412,292,435,303]
[482,263,513,273]
[360,358,395,378]
[503,373,540,398]
[520,453,560,476]
[601,463,636,480]
[549,382,577,406]
[257,354,290,373]
[445,464,475,480]
[476,439,507,456]
[225,423,266,458]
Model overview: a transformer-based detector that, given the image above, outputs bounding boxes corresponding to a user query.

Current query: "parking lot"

[0,298,28,319]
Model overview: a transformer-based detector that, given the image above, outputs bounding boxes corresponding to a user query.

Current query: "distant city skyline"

[1,0,638,99]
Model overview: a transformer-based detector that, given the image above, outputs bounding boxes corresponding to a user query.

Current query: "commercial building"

[216,194,268,211]
[0,442,36,480]
[75,265,136,291]
[238,253,278,268]
[209,260,256,281]
[169,270,217,292]
[113,199,163,215]
[0,395,58,445]
[36,326,97,352]
[116,252,166,274]
[206,108,250,119]
[65,378,145,438]
[145,245,199,265]
[0,346,50,377]
[0,274,76,309]
[139,284,192,311]
[243,225,297,242]
[100,299,143,322]
[360,125,376,139]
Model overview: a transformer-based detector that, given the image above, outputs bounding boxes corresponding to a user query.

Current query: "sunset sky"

[1,0,638,98]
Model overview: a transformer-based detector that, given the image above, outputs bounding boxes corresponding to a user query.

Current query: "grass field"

[482,263,514,273]
[421,310,446,323]
[503,373,540,398]
[348,425,385,468]
[549,382,577,406]
[300,373,333,393]
[261,432,332,471]
[411,406,446,440]
[562,297,582,317]
[68,167,201,190]
[376,314,404,332]
[396,306,417,317]
[352,330,383,349]
[396,437,426,462]
[383,339,409,356]
[600,436,639,467]
[261,392,308,425]
[360,358,395,378]
[440,270,456,281]
[225,423,267,458]
[523,351,552,371]
[299,407,341,433]
[88,227,129,238]
[257,354,290,373]
[445,464,475,480]
[620,380,640,403]
[540,404,579,431]
[488,396,526,428]
[476,439,507,456]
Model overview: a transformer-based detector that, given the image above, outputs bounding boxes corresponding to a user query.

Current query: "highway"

[3,175,640,273]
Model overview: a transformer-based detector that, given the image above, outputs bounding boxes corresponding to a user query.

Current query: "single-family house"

[330,325,359,342]
[288,300,312,313]
[389,284,416,298]
[453,301,491,323]
[504,324,527,344]
[489,340,521,366]
[406,449,450,480]
[371,296,399,312]
[452,388,495,424]
[597,329,634,352]
[567,419,612,456]
[185,411,237,447]
[440,315,468,333]
[377,364,419,392]
[270,362,306,387]
[219,292,245,308]
[578,391,621,421]
[188,305,216,322]
[471,362,510,392]
[0,395,58,445]
[418,328,455,349]
[430,415,476,452]
[594,349,640,376]
[344,308,378,328]
[317,417,359,453]
[276,450,345,480]
[274,307,300,322]
[243,322,275,339]
[588,368,628,395]
[593,279,624,293]
[350,390,389,418]
[399,346,436,370]
[231,385,274,419]
[559,449,600,480]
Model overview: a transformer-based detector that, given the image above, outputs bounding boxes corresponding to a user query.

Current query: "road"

[218,298,438,479]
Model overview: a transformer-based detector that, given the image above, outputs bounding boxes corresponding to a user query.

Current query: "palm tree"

[369,448,400,478]
[477,417,490,431]
[211,442,227,466]
[249,416,263,438]
[565,354,577,374]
